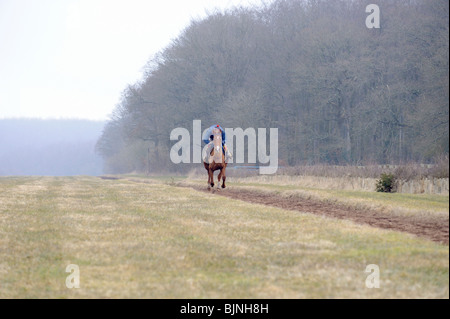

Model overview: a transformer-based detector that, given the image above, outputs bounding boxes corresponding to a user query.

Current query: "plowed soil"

[188,184,449,245]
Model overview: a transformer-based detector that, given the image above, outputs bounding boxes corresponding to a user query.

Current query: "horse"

[203,127,227,189]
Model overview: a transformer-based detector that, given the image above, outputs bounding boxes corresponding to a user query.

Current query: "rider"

[202,124,232,162]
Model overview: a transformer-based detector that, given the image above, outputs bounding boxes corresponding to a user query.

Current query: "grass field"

[0,176,448,298]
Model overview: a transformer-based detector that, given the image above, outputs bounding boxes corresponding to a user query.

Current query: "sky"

[0,0,264,120]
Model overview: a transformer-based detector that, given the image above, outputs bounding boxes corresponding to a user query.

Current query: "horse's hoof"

[221,185,226,189]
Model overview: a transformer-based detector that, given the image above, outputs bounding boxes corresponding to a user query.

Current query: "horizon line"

[0,116,107,122]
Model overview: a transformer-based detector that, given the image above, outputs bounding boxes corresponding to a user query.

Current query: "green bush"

[376,173,397,193]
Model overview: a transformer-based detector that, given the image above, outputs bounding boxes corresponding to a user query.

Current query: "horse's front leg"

[217,169,223,189]
[204,162,211,189]
[207,172,211,189]
[221,166,226,188]
[209,168,214,188]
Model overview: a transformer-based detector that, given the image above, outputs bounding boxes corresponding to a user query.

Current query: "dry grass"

[188,162,450,195]
[229,173,448,195]
[183,176,449,220]
[0,176,448,298]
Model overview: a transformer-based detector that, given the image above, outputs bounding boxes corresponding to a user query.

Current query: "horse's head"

[212,127,222,146]
[211,127,223,162]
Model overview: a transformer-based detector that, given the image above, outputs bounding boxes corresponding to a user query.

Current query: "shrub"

[430,155,449,179]
[376,173,397,193]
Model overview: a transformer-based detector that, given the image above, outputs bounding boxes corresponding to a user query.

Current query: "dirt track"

[186,184,449,245]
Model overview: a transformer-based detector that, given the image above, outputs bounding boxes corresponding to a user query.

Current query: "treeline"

[0,119,104,176]
[96,0,449,174]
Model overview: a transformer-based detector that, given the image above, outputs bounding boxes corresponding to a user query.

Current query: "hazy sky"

[0,0,264,120]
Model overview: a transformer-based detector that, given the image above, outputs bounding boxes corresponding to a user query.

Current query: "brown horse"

[203,127,227,189]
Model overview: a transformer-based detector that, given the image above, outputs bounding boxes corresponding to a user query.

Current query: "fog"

[0,119,104,176]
